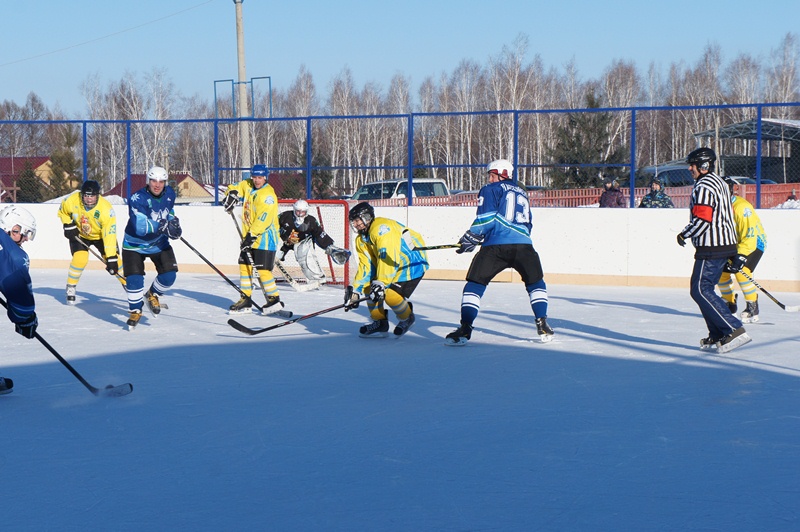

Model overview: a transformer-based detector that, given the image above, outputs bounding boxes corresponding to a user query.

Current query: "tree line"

[1,33,798,201]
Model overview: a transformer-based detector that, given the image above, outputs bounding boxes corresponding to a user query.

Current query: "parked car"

[726,176,777,185]
[633,163,695,187]
[350,178,450,200]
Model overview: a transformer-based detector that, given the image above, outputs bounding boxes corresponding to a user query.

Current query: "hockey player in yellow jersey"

[344,202,429,338]
[718,178,767,323]
[222,164,284,314]
[57,180,125,304]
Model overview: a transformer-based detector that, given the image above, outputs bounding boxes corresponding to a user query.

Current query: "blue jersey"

[0,230,35,324]
[123,186,178,254]
[469,180,533,246]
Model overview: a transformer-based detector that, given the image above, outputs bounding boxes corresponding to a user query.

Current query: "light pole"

[233,0,251,174]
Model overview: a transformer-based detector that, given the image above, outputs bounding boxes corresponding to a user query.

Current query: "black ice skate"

[259,295,285,316]
[536,317,555,343]
[66,284,77,305]
[740,300,759,324]
[699,336,721,350]
[0,377,14,395]
[393,303,415,337]
[716,327,752,354]
[444,322,473,346]
[228,296,253,315]
[359,319,389,338]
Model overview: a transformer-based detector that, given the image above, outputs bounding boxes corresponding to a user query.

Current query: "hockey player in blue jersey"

[121,166,182,329]
[445,159,554,345]
[0,205,39,394]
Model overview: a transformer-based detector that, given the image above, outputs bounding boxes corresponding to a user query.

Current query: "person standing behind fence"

[717,177,767,324]
[121,166,182,330]
[58,180,126,305]
[676,147,750,353]
[638,178,674,208]
[598,176,626,208]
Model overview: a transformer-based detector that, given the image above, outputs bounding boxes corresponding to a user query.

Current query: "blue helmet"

[251,164,269,178]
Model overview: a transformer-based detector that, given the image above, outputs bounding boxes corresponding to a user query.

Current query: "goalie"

[278,200,351,285]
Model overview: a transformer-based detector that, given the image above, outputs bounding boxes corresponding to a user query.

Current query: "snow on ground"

[2,269,800,531]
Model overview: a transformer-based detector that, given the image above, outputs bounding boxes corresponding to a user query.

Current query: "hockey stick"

[0,296,133,397]
[229,213,274,302]
[275,258,319,292]
[740,271,800,312]
[179,236,266,313]
[413,243,461,251]
[228,296,368,335]
[72,237,127,283]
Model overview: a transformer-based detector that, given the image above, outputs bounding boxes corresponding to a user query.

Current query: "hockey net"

[275,199,352,287]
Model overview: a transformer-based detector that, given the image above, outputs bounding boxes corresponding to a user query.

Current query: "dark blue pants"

[690,258,742,340]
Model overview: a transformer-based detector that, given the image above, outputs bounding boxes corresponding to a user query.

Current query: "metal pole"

[233,0,251,173]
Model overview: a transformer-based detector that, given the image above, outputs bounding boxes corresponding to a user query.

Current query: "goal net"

[275,199,352,287]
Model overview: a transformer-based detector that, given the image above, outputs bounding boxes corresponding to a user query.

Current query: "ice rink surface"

[2,269,799,531]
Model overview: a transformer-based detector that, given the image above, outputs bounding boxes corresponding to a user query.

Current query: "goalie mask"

[293,199,309,226]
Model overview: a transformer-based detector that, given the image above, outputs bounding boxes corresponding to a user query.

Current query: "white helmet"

[487,159,514,179]
[0,205,37,241]
[146,166,169,182]
[293,199,309,225]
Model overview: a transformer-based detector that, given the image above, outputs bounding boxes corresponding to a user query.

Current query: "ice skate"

[536,317,555,343]
[359,318,389,338]
[66,284,77,305]
[145,290,161,316]
[0,377,14,395]
[228,296,253,315]
[699,336,721,350]
[740,300,759,324]
[716,327,751,354]
[445,322,473,346]
[126,310,142,330]
[393,303,415,337]
[259,295,285,316]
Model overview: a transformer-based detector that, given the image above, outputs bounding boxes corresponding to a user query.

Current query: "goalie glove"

[222,191,239,213]
[325,245,351,265]
[343,285,360,311]
[368,280,385,303]
[456,230,484,254]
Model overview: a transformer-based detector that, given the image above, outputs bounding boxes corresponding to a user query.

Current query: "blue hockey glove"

[725,254,747,273]
[15,312,37,339]
[368,280,385,303]
[222,191,239,213]
[166,217,182,240]
[456,231,484,254]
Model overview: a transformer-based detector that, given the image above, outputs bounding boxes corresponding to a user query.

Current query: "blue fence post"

[306,118,313,199]
[755,105,763,209]
[407,114,414,207]
[629,109,637,208]
[125,123,132,199]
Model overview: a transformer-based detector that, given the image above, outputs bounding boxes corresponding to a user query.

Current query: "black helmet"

[80,180,101,208]
[348,201,375,234]
[686,147,716,172]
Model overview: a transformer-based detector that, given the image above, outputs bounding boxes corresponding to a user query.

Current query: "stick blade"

[102,383,134,397]
[227,318,259,335]
[785,305,800,312]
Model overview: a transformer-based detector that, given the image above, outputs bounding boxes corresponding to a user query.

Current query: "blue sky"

[2,0,798,117]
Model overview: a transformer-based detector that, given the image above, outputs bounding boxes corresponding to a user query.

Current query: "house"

[1,156,52,203]
[106,170,216,203]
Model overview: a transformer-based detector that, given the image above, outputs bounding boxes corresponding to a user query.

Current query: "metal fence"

[1,101,798,208]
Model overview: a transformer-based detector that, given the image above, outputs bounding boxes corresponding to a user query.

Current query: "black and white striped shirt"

[680,172,737,257]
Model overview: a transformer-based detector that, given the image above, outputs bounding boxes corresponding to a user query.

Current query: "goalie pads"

[295,237,325,281]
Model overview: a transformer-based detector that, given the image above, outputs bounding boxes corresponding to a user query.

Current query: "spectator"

[599,177,626,208]
[638,178,675,208]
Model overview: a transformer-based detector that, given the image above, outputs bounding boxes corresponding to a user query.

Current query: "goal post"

[276,199,352,287]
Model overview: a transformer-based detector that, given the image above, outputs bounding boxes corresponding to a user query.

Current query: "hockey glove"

[157,218,169,234]
[222,191,239,213]
[368,280,386,303]
[166,217,182,240]
[240,233,257,252]
[63,223,79,241]
[105,256,119,276]
[15,312,37,339]
[676,234,687,247]
[456,231,484,254]
[343,285,360,311]
[326,245,351,265]
[725,254,748,274]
